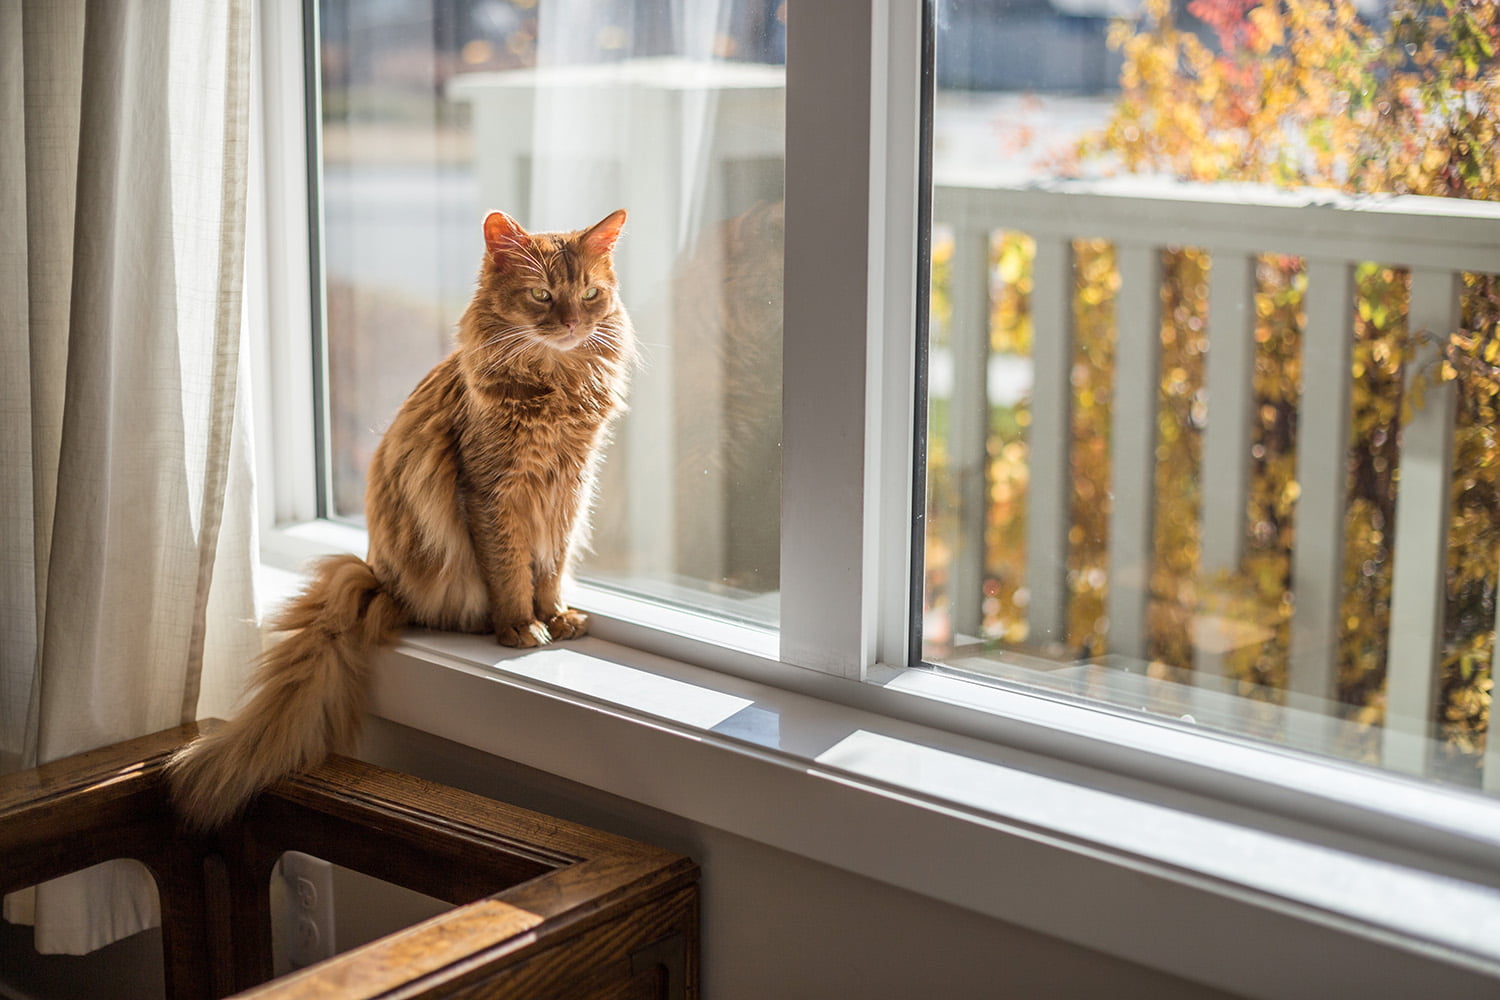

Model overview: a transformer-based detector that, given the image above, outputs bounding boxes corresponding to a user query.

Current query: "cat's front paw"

[544,609,589,641]
[496,619,550,648]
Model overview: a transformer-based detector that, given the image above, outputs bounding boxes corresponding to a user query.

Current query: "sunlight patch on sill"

[882,665,1500,855]
[814,729,1500,963]
[400,631,756,732]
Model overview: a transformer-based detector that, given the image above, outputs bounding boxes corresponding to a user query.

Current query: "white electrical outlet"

[280,851,336,968]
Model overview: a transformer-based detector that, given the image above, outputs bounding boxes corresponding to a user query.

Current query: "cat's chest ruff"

[478,376,555,404]
[477,359,616,410]
[457,389,609,489]
[470,368,614,414]
[471,391,612,441]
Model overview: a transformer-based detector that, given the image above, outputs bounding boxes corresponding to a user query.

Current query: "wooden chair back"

[0,723,698,999]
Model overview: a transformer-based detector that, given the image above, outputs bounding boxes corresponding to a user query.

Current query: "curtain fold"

[1,0,258,955]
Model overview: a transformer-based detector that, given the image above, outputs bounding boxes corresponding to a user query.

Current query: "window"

[314,0,786,629]
[920,0,1500,794]
[279,0,1500,789]
[250,5,1500,977]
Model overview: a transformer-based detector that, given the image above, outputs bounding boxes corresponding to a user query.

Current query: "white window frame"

[245,2,1500,996]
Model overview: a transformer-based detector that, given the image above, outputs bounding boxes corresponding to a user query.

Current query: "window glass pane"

[318,0,785,628]
[923,0,1500,790]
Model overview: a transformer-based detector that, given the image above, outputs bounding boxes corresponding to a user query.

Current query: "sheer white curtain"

[1,0,260,954]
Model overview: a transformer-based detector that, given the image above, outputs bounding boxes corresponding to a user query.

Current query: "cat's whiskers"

[474,324,551,374]
[479,336,537,367]
[589,319,627,344]
[478,323,536,350]
[573,321,617,356]
[486,335,541,371]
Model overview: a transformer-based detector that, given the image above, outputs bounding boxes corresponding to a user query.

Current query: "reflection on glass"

[319,1,786,627]
[924,0,1500,791]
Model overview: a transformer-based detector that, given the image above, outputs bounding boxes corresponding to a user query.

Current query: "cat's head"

[473,209,629,358]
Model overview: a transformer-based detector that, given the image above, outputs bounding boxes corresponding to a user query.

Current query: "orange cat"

[168,209,635,830]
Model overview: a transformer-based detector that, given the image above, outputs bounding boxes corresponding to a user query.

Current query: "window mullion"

[780,1,924,679]
[871,0,928,672]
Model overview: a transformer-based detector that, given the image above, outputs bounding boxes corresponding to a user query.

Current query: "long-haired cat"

[167,209,635,830]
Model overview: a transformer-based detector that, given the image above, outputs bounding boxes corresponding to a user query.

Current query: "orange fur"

[167,210,635,829]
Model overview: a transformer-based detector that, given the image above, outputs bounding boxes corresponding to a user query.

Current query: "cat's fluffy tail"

[166,554,406,831]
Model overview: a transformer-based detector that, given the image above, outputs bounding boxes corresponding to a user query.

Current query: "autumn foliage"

[1083,0,1499,195]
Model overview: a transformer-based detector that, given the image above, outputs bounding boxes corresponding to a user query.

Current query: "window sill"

[255,536,1500,997]
[365,629,1500,999]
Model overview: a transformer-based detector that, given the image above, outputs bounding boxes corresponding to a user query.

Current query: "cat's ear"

[581,209,627,256]
[484,211,531,258]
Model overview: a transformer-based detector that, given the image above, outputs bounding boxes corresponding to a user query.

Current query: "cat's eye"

[530,288,552,303]
[582,287,601,301]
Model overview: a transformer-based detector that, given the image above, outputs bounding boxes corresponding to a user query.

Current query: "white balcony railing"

[933,175,1500,786]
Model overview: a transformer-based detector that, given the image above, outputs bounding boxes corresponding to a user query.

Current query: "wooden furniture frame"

[0,723,699,999]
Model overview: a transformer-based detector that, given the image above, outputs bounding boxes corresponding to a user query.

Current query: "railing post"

[1288,259,1356,742]
[948,225,992,641]
[1196,251,1260,682]
[1107,242,1164,662]
[1383,269,1460,775]
[1026,236,1075,648]
[1200,253,1259,575]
